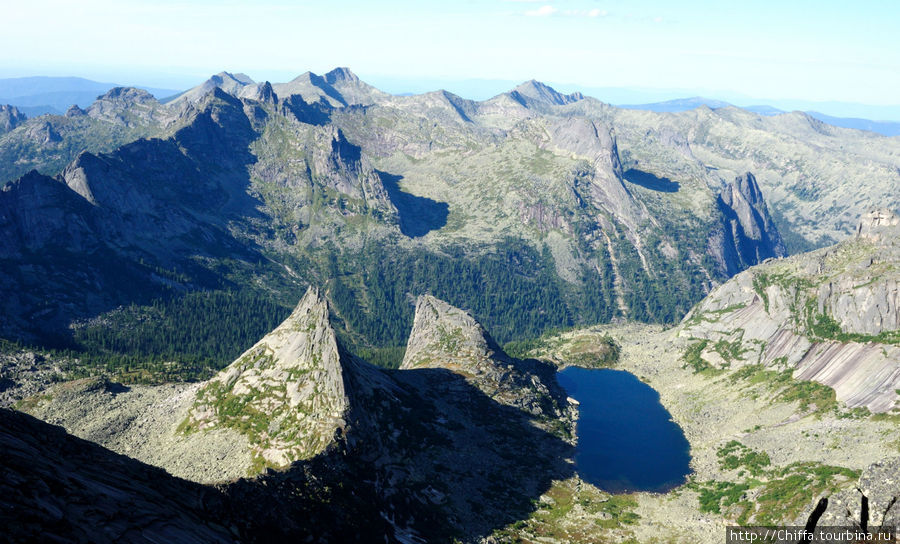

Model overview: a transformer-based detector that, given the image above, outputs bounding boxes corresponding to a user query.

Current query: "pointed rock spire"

[401,294,510,372]
[401,295,566,417]
[715,172,786,274]
[183,286,355,469]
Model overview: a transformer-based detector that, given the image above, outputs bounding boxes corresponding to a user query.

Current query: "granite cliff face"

[402,294,568,418]
[183,287,391,467]
[680,209,900,412]
[714,172,787,274]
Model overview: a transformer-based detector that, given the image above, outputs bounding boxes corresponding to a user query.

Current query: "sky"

[2,0,899,114]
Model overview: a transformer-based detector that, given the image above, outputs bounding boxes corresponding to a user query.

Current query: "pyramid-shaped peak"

[400,295,566,417]
[288,71,317,83]
[182,286,353,470]
[401,295,508,371]
[324,67,360,84]
[512,79,584,106]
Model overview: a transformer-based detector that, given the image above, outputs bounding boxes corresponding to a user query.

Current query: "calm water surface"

[557,367,691,493]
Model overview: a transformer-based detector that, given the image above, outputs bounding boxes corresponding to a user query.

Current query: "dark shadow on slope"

[223,365,574,543]
[378,170,449,237]
[0,89,277,346]
[623,168,680,192]
[0,408,233,543]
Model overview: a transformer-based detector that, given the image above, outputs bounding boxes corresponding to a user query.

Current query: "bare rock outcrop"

[681,209,900,412]
[0,104,26,134]
[401,294,568,419]
[805,457,900,530]
[184,287,369,467]
[713,172,787,275]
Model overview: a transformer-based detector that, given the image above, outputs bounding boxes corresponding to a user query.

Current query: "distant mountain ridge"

[621,96,900,136]
[0,66,896,375]
[0,76,180,116]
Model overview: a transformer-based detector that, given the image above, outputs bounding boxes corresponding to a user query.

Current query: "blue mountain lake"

[557,367,692,493]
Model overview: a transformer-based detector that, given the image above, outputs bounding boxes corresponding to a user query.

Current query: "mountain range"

[621,96,900,136]
[2,68,897,363]
[1,67,899,542]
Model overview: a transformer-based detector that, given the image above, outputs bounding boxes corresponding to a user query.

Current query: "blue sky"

[2,0,898,112]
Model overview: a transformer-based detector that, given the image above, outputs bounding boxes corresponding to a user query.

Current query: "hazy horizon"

[2,1,898,112]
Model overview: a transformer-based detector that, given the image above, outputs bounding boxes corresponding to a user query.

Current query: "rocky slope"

[21,291,576,541]
[0,68,800,354]
[0,408,235,544]
[182,287,396,468]
[0,104,26,134]
[680,208,900,412]
[401,294,567,418]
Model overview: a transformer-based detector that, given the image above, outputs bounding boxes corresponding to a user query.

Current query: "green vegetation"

[683,303,747,327]
[729,364,837,415]
[690,451,859,525]
[691,480,751,515]
[682,340,719,374]
[717,440,771,475]
[713,332,748,364]
[67,290,292,383]
[357,345,406,369]
[505,330,620,368]
[492,480,640,541]
[805,299,900,344]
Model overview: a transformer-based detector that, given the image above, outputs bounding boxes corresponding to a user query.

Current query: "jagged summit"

[401,294,511,372]
[401,295,566,417]
[183,286,357,467]
[714,171,786,274]
[324,67,360,84]
[509,79,584,107]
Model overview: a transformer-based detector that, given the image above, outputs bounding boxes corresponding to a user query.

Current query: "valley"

[1,68,899,543]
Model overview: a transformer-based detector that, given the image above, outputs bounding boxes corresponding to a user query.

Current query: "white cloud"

[525,5,557,16]
[588,9,608,17]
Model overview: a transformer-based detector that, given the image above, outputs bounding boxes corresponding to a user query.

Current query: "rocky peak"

[511,80,584,107]
[324,67,360,84]
[86,87,165,126]
[25,120,61,144]
[252,81,278,104]
[401,295,508,371]
[168,71,256,108]
[0,104,26,134]
[856,208,900,242]
[183,287,359,469]
[714,172,786,274]
[64,104,86,117]
[94,86,156,104]
[323,67,388,106]
[401,295,566,417]
[208,71,255,89]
